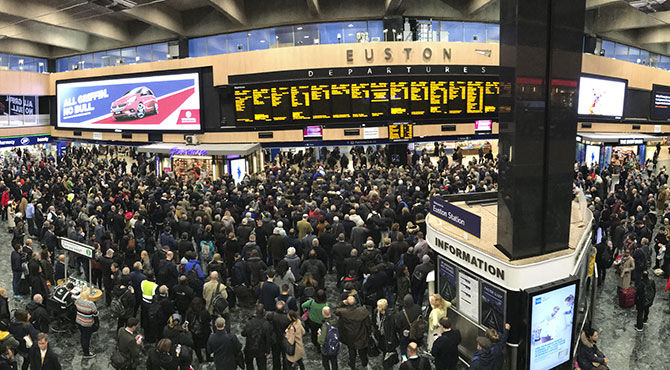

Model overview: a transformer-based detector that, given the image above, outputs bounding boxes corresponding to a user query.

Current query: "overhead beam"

[586,0,620,10]
[468,0,495,15]
[0,38,55,58]
[385,0,404,15]
[591,4,665,33]
[0,20,91,51]
[123,5,185,35]
[206,0,247,25]
[306,0,321,17]
[0,0,129,42]
[636,26,670,44]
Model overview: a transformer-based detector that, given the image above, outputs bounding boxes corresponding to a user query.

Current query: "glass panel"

[464,22,485,42]
[92,52,105,69]
[137,44,152,63]
[152,42,168,60]
[56,58,68,72]
[0,96,7,126]
[79,54,92,70]
[318,22,344,44]
[36,58,47,73]
[640,50,650,65]
[486,24,500,43]
[294,24,318,46]
[0,54,8,70]
[207,34,228,55]
[8,96,24,126]
[343,21,368,43]
[628,47,640,63]
[614,43,628,61]
[121,47,137,64]
[367,21,383,42]
[249,28,274,50]
[649,53,659,68]
[19,57,34,72]
[275,26,293,47]
[189,37,207,57]
[227,32,248,52]
[441,21,463,42]
[9,55,21,71]
[660,56,670,70]
[23,96,36,125]
[601,40,615,58]
[66,55,80,70]
[415,20,439,41]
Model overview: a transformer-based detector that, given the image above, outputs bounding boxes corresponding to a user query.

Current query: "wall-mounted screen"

[56,71,201,131]
[528,280,578,370]
[475,119,492,131]
[577,75,626,119]
[650,84,670,121]
[233,76,499,125]
[303,125,323,138]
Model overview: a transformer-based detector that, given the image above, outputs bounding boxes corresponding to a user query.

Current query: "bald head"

[209,271,219,281]
[407,342,418,356]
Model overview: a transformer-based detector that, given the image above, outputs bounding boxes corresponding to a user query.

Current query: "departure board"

[233,76,499,125]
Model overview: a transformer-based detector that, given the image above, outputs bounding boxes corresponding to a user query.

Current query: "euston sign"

[346,47,454,63]
[430,196,481,238]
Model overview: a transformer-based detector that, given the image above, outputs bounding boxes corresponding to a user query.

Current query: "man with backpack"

[203,271,228,317]
[396,294,426,357]
[317,306,340,370]
[242,304,273,370]
[110,283,134,330]
[634,270,656,331]
[400,342,431,370]
[411,255,433,305]
[335,296,371,370]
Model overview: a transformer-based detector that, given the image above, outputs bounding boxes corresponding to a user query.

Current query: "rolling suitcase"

[619,287,635,308]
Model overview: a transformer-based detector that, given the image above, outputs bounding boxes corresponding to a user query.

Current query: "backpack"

[110,294,125,318]
[644,280,656,307]
[322,323,341,356]
[210,283,228,317]
[403,309,426,341]
[189,314,205,337]
[200,241,212,261]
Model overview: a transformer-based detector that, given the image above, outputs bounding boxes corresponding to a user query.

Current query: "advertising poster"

[577,76,626,117]
[481,282,505,332]
[22,96,36,116]
[529,283,577,370]
[458,272,479,322]
[56,72,201,131]
[8,96,24,115]
[230,158,246,185]
[438,256,458,304]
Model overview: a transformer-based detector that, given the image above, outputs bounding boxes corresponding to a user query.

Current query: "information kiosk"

[58,237,103,302]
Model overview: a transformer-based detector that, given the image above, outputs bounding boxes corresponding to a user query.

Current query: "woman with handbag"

[284,311,305,370]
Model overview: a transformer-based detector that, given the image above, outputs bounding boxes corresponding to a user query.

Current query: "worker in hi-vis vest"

[140,271,158,343]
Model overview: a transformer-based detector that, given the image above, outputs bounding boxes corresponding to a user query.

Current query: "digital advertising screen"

[233,76,499,125]
[56,71,201,131]
[577,75,626,119]
[528,280,578,370]
[475,119,492,132]
[303,125,323,138]
[650,84,670,121]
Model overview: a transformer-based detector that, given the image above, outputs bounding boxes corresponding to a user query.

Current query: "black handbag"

[382,351,399,367]
[282,336,296,356]
[92,316,100,332]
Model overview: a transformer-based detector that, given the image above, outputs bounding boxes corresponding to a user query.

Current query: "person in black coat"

[0,290,10,323]
[0,342,17,370]
[576,328,608,370]
[25,295,50,334]
[207,318,241,370]
[395,294,422,357]
[485,323,510,370]
[431,317,461,370]
[28,333,61,370]
[265,301,291,370]
[10,246,23,299]
[242,304,273,370]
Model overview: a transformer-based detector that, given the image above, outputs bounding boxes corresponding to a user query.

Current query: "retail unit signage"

[0,135,49,148]
[430,196,481,238]
[56,70,201,132]
[618,138,643,145]
[170,148,208,158]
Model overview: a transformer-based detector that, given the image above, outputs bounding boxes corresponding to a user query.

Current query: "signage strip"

[59,237,94,258]
[430,196,481,238]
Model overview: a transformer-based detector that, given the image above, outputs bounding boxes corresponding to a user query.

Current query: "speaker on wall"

[148,133,163,142]
[441,125,457,131]
[581,122,592,129]
[258,132,273,139]
[122,133,132,139]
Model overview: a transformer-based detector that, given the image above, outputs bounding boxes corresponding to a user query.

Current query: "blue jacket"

[185,259,205,279]
[470,348,494,370]
[490,328,509,370]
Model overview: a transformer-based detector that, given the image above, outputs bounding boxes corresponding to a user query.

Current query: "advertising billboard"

[577,75,626,119]
[56,71,201,131]
[528,279,578,370]
[650,84,670,121]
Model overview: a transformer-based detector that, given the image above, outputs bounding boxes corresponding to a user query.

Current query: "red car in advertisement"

[111,86,158,120]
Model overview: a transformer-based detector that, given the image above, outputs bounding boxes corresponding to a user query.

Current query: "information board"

[458,271,480,322]
[481,282,506,332]
[651,84,670,120]
[388,123,413,140]
[234,76,499,125]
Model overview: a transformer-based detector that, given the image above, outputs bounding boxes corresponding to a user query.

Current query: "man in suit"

[207,317,241,370]
[29,333,62,370]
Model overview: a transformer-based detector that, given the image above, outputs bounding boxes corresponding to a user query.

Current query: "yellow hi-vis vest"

[141,280,157,305]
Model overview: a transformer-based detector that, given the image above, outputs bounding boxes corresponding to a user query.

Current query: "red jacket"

[665,275,670,292]
[1,191,9,207]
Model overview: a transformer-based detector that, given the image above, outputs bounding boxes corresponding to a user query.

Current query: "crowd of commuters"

[0,143,505,370]
[575,149,670,370]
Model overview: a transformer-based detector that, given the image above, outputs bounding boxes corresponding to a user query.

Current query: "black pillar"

[497,0,584,259]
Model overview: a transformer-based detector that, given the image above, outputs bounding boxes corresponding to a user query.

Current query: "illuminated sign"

[388,123,413,140]
[618,138,644,145]
[170,148,208,158]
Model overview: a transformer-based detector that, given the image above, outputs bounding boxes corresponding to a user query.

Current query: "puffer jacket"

[576,331,607,370]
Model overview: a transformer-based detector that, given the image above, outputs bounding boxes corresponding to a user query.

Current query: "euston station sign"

[430,196,481,238]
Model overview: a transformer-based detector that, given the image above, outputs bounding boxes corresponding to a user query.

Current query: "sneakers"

[83,352,96,359]
[635,326,643,332]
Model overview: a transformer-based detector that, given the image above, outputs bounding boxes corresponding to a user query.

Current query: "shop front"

[137,143,262,183]
[577,133,660,171]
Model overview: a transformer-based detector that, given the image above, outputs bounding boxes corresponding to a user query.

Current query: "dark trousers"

[27,218,34,236]
[245,353,267,370]
[12,272,21,296]
[399,335,410,357]
[307,319,320,349]
[636,304,650,329]
[321,354,338,370]
[597,265,607,287]
[271,342,284,370]
[284,358,305,370]
[347,345,368,369]
[78,324,94,355]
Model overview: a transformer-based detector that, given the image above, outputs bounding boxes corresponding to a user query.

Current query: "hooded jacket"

[335,304,371,349]
[469,347,494,370]
[576,331,606,370]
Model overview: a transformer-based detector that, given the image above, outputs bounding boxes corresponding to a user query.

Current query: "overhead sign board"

[59,237,93,258]
[430,196,481,238]
[388,123,413,140]
[0,135,49,148]
[618,138,644,145]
